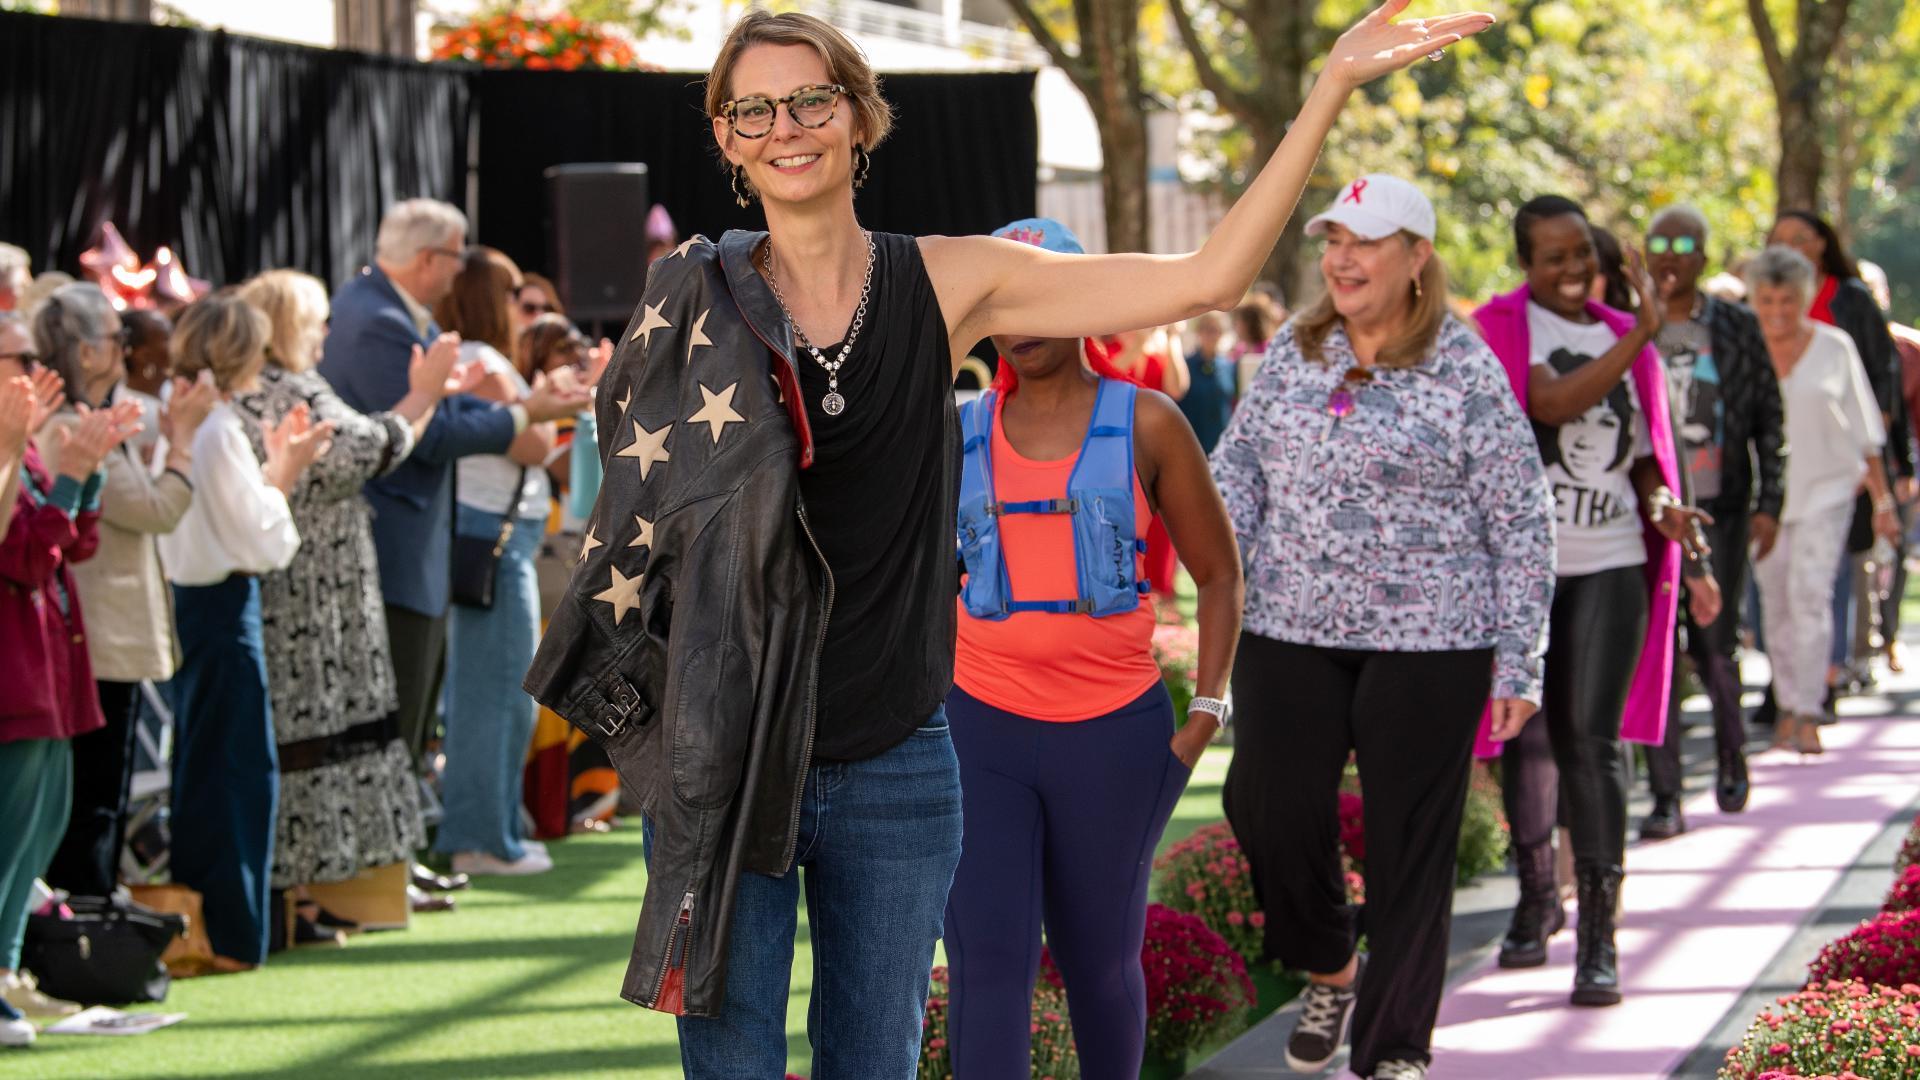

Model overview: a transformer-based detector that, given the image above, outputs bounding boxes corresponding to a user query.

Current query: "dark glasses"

[1326,366,1374,418]
[518,299,554,318]
[719,84,845,139]
[0,350,41,367]
[1647,236,1699,256]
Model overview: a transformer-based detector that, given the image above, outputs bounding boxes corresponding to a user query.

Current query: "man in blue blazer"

[320,199,586,795]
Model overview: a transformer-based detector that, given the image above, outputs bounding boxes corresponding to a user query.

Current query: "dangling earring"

[853,146,872,189]
[732,165,755,209]
[1412,273,1424,299]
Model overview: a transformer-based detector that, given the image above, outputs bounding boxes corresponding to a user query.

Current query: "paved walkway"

[1192,659,1920,1080]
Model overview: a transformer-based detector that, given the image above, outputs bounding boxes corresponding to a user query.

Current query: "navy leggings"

[943,682,1190,1077]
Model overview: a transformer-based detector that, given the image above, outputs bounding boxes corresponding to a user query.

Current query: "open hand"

[524,368,594,423]
[1625,244,1665,337]
[27,368,65,435]
[163,370,219,445]
[408,333,464,400]
[1687,573,1723,627]
[263,403,336,493]
[1323,0,1495,90]
[53,401,143,480]
[1487,698,1537,742]
[0,376,34,458]
[584,338,615,388]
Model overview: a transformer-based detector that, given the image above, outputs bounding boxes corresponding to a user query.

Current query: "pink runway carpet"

[1426,717,1920,1080]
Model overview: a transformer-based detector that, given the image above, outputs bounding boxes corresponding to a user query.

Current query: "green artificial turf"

[4,747,1230,1079]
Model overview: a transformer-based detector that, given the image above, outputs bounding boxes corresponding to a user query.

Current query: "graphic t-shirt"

[1527,302,1651,577]
[1656,312,1723,502]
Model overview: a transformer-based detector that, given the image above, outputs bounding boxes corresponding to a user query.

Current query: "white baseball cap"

[1305,174,1436,242]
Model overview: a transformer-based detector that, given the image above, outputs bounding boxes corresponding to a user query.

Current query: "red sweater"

[1,444,106,743]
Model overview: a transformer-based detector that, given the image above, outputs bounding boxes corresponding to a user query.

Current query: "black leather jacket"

[524,231,826,1017]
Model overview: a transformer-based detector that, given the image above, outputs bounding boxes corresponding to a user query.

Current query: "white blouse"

[454,342,554,520]
[158,403,301,585]
[1778,322,1886,524]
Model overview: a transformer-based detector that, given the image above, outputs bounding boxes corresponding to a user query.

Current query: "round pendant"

[822,392,846,416]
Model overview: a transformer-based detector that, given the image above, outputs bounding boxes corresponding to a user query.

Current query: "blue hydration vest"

[957,378,1149,619]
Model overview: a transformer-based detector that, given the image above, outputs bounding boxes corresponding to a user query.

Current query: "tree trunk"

[1775,86,1825,211]
[1096,109,1150,254]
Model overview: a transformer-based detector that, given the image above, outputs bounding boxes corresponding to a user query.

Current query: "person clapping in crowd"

[433,248,565,877]
[234,269,470,941]
[157,292,334,973]
[1477,195,1705,1008]
[1746,246,1900,755]
[1213,176,1553,1079]
[1,312,142,1038]
[32,283,219,902]
[941,219,1242,1077]
[317,209,587,902]
[1636,206,1784,839]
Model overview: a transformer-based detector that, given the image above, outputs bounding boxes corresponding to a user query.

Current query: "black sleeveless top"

[793,232,960,762]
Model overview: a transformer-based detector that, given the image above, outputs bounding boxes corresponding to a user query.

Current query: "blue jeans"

[436,505,547,861]
[0,737,73,970]
[661,710,963,1079]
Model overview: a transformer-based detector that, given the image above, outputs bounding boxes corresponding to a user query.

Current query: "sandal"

[1772,710,1799,750]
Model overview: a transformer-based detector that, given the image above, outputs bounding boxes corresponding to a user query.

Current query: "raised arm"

[924,1,1493,364]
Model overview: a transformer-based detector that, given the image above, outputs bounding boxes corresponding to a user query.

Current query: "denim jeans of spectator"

[435,505,547,862]
[651,709,964,1080]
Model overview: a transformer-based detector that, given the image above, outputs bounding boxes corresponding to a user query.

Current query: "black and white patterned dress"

[232,365,427,888]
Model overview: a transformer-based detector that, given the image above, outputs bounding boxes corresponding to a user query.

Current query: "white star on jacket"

[593,565,644,625]
[685,309,713,364]
[629,514,654,551]
[578,528,603,564]
[687,382,746,444]
[631,302,671,347]
[668,236,708,261]
[616,419,672,480]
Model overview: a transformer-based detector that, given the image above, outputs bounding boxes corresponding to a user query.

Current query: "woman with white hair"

[234,269,467,940]
[1747,245,1899,754]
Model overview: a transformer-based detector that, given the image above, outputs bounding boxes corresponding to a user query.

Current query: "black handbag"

[451,467,528,610]
[22,895,185,1005]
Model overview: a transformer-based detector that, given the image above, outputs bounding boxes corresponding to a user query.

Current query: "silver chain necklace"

[763,230,875,417]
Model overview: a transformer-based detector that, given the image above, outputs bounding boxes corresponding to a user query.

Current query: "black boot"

[1498,842,1566,969]
[1751,683,1776,729]
[1639,795,1686,840]
[1571,865,1624,1006]
[1716,745,1750,813]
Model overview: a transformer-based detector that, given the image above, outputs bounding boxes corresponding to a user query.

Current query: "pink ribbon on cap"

[1343,179,1368,205]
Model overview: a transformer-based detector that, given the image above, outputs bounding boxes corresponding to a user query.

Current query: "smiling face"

[1561,400,1624,481]
[1319,223,1428,332]
[713,44,858,211]
[1750,282,1811,340]
[1522,213,1598,321]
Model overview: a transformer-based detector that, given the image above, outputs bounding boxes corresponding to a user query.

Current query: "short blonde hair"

[172,291,270,390]
[706,11,894,152]
[1294,232,1451,370]
[238,269,330,372]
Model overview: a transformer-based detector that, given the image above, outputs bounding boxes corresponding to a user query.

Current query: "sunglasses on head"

[1647,235,1699,256]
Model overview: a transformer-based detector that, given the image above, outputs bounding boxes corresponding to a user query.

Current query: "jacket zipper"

[783,499,833,872]
[648,890,696,1011]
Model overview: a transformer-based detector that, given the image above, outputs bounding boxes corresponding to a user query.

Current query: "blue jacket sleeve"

[413,394,518,466]
[328,312,516,465]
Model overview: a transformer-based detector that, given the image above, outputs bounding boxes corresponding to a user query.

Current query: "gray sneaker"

[1373,1060,1427,1080]
[1284,957,1363,1072]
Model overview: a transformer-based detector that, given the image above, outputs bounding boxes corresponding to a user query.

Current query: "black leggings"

[1226,634,1492,1073]
[1648,513,1749,797]
[1503,566,1647,871]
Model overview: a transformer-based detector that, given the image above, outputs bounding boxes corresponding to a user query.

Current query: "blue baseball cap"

[992,217,1084,255]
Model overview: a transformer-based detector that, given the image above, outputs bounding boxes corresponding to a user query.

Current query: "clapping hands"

[262,402,336,494]
[53,399,145,481]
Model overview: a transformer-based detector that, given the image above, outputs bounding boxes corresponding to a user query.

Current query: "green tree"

[1745,0,1854,213]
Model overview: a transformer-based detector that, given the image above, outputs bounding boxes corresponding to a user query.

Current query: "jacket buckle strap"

[595,674,644,739]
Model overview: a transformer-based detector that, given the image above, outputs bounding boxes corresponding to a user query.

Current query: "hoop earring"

[853,146,872,189]
[731,165,755,209]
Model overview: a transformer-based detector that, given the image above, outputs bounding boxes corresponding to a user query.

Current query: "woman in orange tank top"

[943,219,1243,1076]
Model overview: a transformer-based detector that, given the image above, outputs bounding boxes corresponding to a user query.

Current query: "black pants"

[1225,633,1491,1074]
[386,604,448,778]
[44,680,141,897]
[1503,566,1647,871]
[1648,514,1749,798]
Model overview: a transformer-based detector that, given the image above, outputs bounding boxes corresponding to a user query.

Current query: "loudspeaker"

[545,163,650,326]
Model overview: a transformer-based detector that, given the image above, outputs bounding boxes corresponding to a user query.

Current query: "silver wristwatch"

[1188,695,1230,729]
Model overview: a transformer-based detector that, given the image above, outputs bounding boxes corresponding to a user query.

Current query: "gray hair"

[1745,244,1818,302]
[0,243,28,279]
[33,282,118,404]
[1649,204,1708,238]
[374,198,468,265]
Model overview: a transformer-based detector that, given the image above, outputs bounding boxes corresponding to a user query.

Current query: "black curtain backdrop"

[1,10,1038,297]
[0,11,470,291]
[471,69,1039,282]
